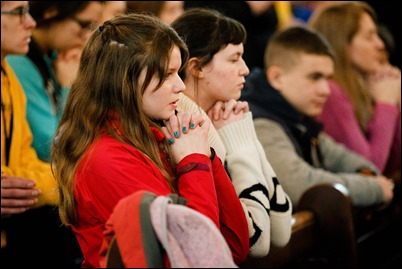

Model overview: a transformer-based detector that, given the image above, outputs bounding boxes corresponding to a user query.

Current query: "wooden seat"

[242,180,401,268]
[241,210,317,268]
[242,182,357,268]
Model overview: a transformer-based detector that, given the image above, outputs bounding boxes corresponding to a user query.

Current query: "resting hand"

[373,175,395,208]
[55,48,82,88]
[1,173,41,215]
[368,65,401,107]
[207,100,249,129]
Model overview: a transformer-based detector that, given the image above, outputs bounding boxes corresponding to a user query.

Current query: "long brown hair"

[51,13,188,226]
[309,2,377,131]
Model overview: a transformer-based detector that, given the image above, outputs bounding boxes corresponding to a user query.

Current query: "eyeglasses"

[71,16,98,32]
[1,6,30,23]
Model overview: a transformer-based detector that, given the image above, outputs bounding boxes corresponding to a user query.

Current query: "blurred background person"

[1,1,67,268]
[241,25,394,211]
[309,2,401,181]
[7,1,104,162]
[127,1,184,25]
[101,1,127,23]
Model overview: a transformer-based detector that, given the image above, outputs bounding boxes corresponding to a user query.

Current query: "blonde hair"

[309,2,377,131]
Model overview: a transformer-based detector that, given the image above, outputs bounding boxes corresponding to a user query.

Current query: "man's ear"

[188,57,204,79]
[266,66,283,91]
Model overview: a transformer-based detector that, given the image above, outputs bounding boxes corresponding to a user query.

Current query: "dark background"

[365,1,400,68]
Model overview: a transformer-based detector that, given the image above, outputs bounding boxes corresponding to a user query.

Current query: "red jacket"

[72,127,249,268]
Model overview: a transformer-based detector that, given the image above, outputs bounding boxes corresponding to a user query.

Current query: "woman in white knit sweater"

[172,8,292,257]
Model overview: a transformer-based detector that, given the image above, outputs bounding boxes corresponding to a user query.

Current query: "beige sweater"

[178,93,292,257]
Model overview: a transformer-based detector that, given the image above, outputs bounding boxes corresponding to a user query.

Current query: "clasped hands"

[207,99,249,130]
[161,100,248,164]
[161,111,211,164]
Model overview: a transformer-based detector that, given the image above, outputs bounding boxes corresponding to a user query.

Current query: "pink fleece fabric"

[149,196,237,268]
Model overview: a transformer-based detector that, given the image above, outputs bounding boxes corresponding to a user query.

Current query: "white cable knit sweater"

[178,93,292,257]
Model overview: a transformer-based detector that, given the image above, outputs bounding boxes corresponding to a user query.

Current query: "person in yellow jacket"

[1,0,58,212]
[1,59,58,207]
[1,0,58,217]
[1,54,59,210]
[1,1,64,267]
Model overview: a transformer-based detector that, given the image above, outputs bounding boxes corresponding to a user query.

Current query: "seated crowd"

[1,1,400,268]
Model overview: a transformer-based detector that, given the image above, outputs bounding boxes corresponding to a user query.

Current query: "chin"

[17,47,29,55]
[308,109,322,118]
[313,112,322,118]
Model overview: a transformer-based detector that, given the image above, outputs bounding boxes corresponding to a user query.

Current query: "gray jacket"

[254,118,384,207]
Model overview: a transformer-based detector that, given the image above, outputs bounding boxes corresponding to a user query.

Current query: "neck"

[183,77,215,112]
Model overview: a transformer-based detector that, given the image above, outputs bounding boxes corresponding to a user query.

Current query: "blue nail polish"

[168,138,174,145]
[174,131,179,137]
[190,123,195,129]
[182,127,187,133]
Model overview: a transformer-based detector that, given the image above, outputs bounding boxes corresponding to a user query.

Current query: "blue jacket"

[7,39,68,161]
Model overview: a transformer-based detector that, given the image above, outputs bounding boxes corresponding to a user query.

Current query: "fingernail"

[190,123,195,129]
[182,127,187,133]
[174,131,179,138]
[168,138,174,145]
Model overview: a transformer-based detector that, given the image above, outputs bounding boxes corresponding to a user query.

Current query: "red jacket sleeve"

[176,152,250,264]
[176,153,219,226]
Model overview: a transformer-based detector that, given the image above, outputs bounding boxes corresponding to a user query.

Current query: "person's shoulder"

[2,59,25,94]
[253,118,296,151]
[86,135,147,165]
[254,117,277,125]
[327,80,349,99]
[6,55,38,77]
[254,117,286,134]
[6,54,32,66]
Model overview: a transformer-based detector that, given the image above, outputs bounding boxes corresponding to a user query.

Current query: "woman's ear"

[188,57,204,79]
[266,65,283,91]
